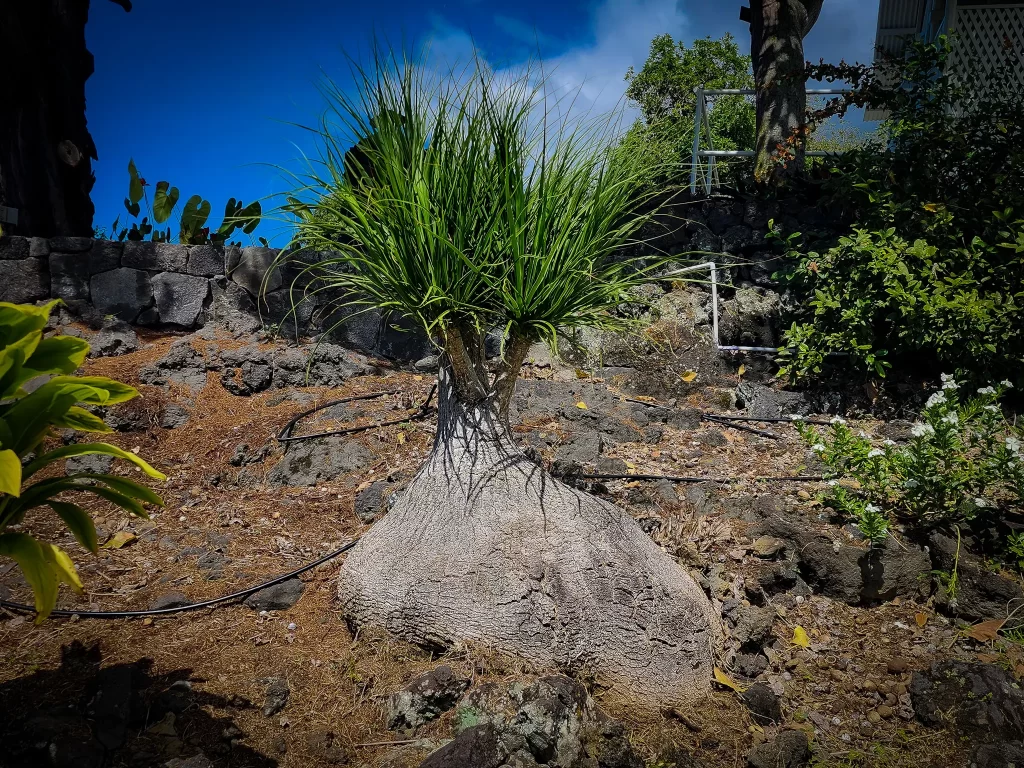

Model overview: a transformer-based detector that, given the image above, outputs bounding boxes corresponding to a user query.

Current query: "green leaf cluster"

[0,301,165,620]
[777,39,1024,384]
[110,159,263,246]
[282,49,672,348]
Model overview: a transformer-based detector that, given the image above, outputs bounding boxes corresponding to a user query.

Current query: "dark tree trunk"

[749,0,824,186]
[0,0,129,237]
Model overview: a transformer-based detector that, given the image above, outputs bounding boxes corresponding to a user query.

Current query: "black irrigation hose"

[701,413,779,439]
[710,414,833,426]
[0,538,361,620]
[577,473,824,483]
[277,384,437,443]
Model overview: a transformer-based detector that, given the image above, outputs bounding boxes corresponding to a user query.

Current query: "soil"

[1,325,1022,768]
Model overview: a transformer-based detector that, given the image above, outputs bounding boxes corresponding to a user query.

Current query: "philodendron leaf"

[180,195,212,234]
[152,181,180,224]
[240,201,262,234]
[128,158,144,205]
[124,198,141,218]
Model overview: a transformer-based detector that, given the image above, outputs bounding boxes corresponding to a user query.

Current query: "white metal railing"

[689,87,852,195]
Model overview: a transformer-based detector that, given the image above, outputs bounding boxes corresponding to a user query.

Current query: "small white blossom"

[942,412,959,426]
[904,479,920,488]
[884,439,896,446]
[1007,437,1022,453]
[830,416,847,425]
[940,373,955,383]
[985,404,1000,413]
[911,423,935,438]
[787,414,804,421]
[827,480,838,486]
[925,391,947,408]
[864,503,880,513]
[977,386,995,395]
[1001,380,1014,389]
[974,497,992,508]
[868,448,884,458]
[812,443,826,453]
[942,380,959,391]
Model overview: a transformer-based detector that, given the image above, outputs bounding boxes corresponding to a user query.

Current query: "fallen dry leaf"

[680,371,698,383]
[737,364,746,377]
[977,653,1000,663]
[576,401,588,410]
[964,618,1006,643]
[792,626,810,648]
[713,667,746,693]
[102,531,137,550]
[915,612,928,628]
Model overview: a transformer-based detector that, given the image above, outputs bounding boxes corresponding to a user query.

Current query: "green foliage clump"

[778,39,1024,384]
[795,376,1022,544]
[282,49,670,348]
[111,158,264,246]
[0,301,165,620]
[622,33,755,187]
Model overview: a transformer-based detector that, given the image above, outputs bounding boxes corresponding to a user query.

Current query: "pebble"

[877,705,894,719]
[797,490,811,500]
[867,710,881,724]
[287,622,297,631]
[887,658,910,674]
[860,720,875,736]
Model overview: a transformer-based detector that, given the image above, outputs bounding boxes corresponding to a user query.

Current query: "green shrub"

[778,38,1024,384]
[774,221,1024,382]
[0,301,165,620]
[794,377,1022,544]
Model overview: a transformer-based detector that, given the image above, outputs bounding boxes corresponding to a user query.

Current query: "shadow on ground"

[0,640,276,768]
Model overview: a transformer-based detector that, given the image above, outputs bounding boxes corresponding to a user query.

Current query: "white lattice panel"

[949,5,1024,86]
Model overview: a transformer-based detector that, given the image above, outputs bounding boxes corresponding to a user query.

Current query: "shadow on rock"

[0,640,276,768]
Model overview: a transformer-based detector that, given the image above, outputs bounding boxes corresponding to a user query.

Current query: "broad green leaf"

[78,473,165,505]
[180,195,212,233]
[0,300,59,348]
[47,376,138,404]
[128,158,144,205]
[48,501,99,553]
[0,449,22,496]
[86,484,149,518]
[102,531,137,549]
[41,543,83,593]
[23,335,90,376]
[0,533,58,620]
[153,181,180,224]
[52,406,113,433]
[23,443,166,480]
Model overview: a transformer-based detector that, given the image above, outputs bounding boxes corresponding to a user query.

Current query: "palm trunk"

[749,0,824,186]
[338,331,721,703]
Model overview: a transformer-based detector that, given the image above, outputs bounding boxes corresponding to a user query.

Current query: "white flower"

[812,443,826,453]
[830,416,847,425]
[942,379,959,391]
[827,480,838,486]
[910,423,935,438]
[974,497,992,508]
[868,448,884,458]
[787,414,804,421]
[904,479,920,488]
[942,412,959,426]
[884,439,896,446]
[864,503,880,513]
[925,391,947,408]
[985,404,1000,413]
[940,373,955,382]
[1001,380,1014,389]
[1007,437,1022,453]
[977,386,995,395]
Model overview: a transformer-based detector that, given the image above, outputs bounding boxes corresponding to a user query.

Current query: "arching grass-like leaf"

[0,533,57,621]
[23,443,167,480]
[48,501,98,553]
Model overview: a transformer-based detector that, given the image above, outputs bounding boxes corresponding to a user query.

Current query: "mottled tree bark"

[749,0,824,185]
[0,0,130,237]
[338,332,721,703]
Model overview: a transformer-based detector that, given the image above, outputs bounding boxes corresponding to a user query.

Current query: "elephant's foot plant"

[794,376,1022,553]
[0,301,165,620]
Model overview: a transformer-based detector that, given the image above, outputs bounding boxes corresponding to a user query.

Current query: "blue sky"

[86,0,880,245]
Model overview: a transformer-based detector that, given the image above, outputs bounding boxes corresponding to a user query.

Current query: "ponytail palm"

[283,49,719,705]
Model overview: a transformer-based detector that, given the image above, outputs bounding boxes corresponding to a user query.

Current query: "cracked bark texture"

[339,334,720,704]
[749,0,824,185]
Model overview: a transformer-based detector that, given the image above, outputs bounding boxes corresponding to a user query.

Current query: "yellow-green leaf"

[52,406,113,433]
[681,371,697,382]
[48,376,138,405]
[713,667,746,693]
[792,625,810,648]
[0,449,22,496]
[24,335,90,376]
[737,364,746,377]
[41,543,83,593]
[0,532,58,621]
[24,442,166,480]
[576,401,588,410]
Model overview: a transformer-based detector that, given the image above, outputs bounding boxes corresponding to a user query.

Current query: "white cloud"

[427,0,691,125]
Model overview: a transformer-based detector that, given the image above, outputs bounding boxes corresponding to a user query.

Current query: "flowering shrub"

[795,376,1022,545]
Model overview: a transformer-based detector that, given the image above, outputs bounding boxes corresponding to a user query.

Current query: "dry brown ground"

[1,328,1019,768]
